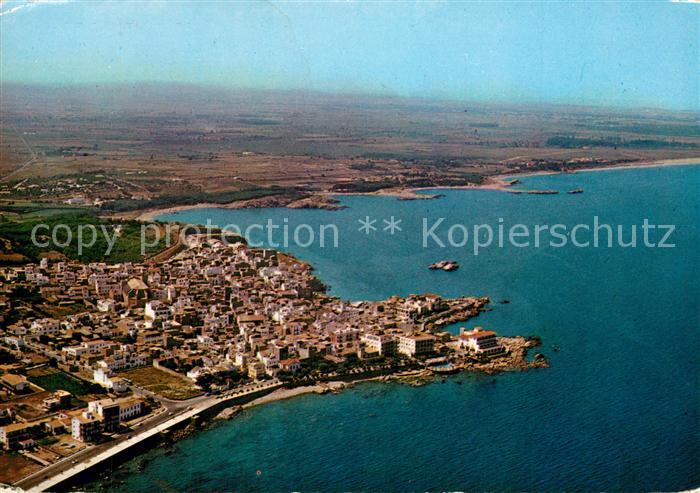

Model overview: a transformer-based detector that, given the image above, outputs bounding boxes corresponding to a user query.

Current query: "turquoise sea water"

[98,165,699,492]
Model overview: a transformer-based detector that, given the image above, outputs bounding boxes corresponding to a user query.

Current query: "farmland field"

[1,85,698,218]
[26,367,100,396]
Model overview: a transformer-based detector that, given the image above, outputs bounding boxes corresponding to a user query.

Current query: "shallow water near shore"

[94,165,699,492]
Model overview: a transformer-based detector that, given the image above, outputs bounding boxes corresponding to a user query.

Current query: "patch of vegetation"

[27,368,102,396]
[101,187,292,213]
[574,122,700,138]
[300,354,337,374]
[121,366,203,400]
[38,436,59,446]
[349,162,378,171]
[331,180,398,193]
[0,203,96,216]
[195,369,248,390]
[8,285,42,302]
[0,453,42,484]
[547,135,699,149]
[0,212,167,264]
[470,122,500,128]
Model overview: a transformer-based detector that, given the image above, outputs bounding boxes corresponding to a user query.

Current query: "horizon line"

[2,80,698,116]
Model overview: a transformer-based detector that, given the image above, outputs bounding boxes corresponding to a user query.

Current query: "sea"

[91,164,699,492]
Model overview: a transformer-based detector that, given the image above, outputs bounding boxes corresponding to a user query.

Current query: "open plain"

[1,84,698,219]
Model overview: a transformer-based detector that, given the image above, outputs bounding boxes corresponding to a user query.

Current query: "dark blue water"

[101,165,699,492]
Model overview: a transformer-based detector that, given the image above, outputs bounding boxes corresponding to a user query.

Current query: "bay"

[95,164,699,492]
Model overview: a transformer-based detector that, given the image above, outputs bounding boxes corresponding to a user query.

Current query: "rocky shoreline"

[80,333,548,491]
[131,193,347,221]
[183,340,548,436]
[422,296,489,330]
[228,193,348,210]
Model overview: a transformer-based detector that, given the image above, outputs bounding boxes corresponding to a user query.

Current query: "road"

[1,127,39,183]
[15,379,282,492]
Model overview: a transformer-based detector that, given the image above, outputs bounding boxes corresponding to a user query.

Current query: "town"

[0,231,545,487]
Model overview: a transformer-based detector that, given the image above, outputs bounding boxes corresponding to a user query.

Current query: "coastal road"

[14,406,178,492]
[15,379,282,492]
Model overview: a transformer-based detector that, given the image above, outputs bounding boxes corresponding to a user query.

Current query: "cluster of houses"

[0,235,506,451]
[0,394,144,450]
[0,173,142,203]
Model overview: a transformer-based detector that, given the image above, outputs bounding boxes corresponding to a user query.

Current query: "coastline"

[83,349,545,488]
[408,157,700,195]
[23,336,547,492]
[566,156,700,173]
[237,381,347,411]
[7,222,506,490]
[16,158,678,491]
[126,157,700,222]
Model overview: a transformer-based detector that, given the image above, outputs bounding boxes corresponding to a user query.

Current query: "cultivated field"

[26,367,100,396]
[0,84,697,214]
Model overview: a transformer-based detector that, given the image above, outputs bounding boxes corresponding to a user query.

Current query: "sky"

[1,1,698,111]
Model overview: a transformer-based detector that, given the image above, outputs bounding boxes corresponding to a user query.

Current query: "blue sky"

[1,1,698,110]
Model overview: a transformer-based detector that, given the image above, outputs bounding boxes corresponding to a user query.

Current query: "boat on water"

[429,260,460,271]
[567,188,584,194]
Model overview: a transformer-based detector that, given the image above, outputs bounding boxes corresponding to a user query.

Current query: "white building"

[96,351,148,371]
[3,336,25,349]
[145,300,173,321]
[93,368,129,393]
[232,352,248,369]
[361,334,397,356]
[458,327,505,356]
[89,397,143,423]
[63,339,112,359]
[118,398,143,421]
[63,345,89,358]
[397,334,435,357]
[187,366,206,381]
[71,412,102,442]
[30,318,61,336]
[97,299,116,312]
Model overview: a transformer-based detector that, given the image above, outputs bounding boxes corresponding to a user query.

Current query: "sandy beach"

[240,382,348,410]
[131,202,239,222]
[567,157,700,173]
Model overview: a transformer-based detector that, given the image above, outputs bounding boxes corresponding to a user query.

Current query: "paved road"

[15,407,175,491]
[15,380,282,492]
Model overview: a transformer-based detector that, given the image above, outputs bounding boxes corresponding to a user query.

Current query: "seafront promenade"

[16,380,283,492]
